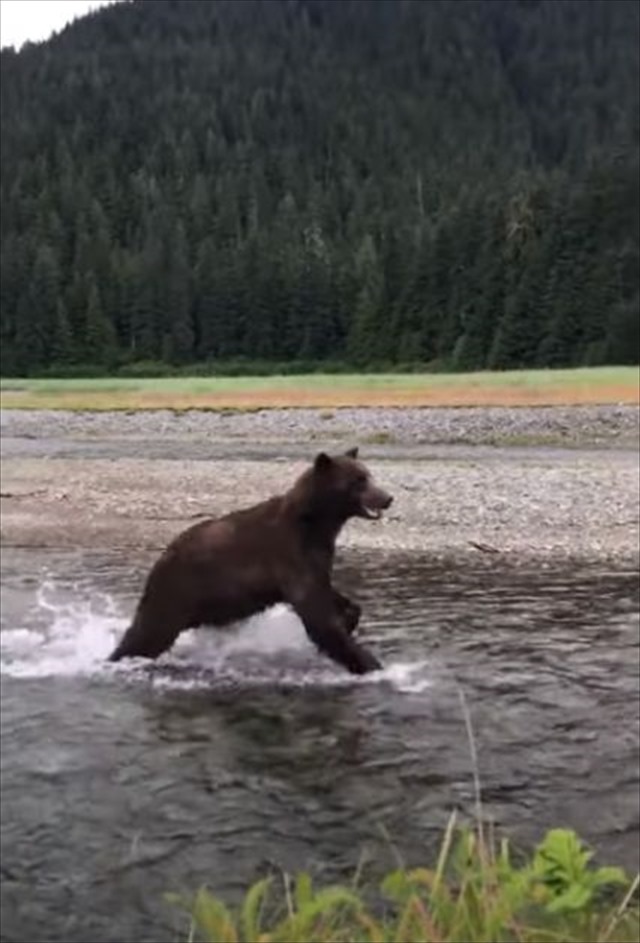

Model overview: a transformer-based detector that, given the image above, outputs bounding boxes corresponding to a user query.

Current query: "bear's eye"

[354,473,368,488]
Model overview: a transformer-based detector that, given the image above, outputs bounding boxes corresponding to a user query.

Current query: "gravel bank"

[1,407,638,565]
[2,403,639,449]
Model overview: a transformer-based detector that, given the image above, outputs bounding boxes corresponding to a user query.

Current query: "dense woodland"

[0,0,638,376]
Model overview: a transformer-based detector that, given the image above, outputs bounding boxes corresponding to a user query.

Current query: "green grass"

[171,819,639,943]
[1,367,638,410]
[1,366,637,394]
[362,431,397,445]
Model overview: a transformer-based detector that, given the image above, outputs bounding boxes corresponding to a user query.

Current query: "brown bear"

[108,448,393,674]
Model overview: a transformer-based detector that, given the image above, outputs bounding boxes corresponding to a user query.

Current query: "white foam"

[1,580,125,679]
[196,604,312,656]
[0,627,42,651]
[379,660,432,693]
[1,582,431,694]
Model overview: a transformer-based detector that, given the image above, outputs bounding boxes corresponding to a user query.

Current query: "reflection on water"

[1,547,639,943]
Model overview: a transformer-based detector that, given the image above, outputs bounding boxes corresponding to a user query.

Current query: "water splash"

[0,579,431,693]
[0,580,124,678]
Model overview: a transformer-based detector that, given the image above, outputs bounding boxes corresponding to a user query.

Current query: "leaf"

[593,866,629,887]
[533,829,593,887]
[406,868,437,890]
[294,872,313,910]
[433,811,457,896]
[240,878,271,942]
[498,837,512,872]
[193,889,238,943]
[381,869,412,903]
[545,884,592,914]
[450,828,480,880]
[356,911,386,943]
[287,885,363,938]
[395,894,442,943]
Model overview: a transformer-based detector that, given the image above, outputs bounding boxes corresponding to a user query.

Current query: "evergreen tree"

[165,222,194,363]
[51,298,75,366]
[194,237,221,359]
[84,279,117,365]
[27,245,60,368]
[348,234,385,365]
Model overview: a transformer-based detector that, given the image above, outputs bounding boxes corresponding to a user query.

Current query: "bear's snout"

[360,485,394,519]
[369,486,393,509]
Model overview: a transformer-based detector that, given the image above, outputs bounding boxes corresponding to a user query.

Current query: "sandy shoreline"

[1,406,638,566]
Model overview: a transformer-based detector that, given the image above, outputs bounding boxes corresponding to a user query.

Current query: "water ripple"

[0,547,638,943]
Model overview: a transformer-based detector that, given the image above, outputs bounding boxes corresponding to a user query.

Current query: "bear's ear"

[344,447,359,459]
[314,452,333,473]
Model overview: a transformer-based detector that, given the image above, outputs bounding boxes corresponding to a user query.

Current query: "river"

[1,545,638,942]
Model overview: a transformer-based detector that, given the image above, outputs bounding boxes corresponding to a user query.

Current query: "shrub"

[170,819,639,943]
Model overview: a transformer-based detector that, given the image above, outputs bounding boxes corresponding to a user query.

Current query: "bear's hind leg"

[108,611,183,662]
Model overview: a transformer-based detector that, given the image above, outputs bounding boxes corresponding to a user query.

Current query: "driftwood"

[0,489,48,499]
[468,540,501,555]
[134,511,210,522]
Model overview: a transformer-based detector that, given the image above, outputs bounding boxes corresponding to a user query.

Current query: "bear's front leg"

[286,581,381,675]
[332,590,362,636]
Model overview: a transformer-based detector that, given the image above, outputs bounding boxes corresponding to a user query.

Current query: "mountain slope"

[1,0,638,374]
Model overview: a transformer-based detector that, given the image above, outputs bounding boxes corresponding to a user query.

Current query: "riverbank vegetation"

[174,819,639,943]
[1,366,638,411]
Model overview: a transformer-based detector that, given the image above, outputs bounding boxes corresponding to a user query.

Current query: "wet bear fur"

[108,448,393,674]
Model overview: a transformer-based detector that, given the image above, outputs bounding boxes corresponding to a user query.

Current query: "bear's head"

[292,447,393,525]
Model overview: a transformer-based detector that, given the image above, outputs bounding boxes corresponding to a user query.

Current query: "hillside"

[0,0,638,375]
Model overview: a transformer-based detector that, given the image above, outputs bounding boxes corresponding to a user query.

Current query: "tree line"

[1,0,638,375]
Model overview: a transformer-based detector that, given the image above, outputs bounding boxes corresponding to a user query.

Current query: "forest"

[0,0,638,376]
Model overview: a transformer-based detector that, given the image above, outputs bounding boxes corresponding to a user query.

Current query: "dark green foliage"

[51,298,74,366]
[0,0,638,375]
[84,278,117,366]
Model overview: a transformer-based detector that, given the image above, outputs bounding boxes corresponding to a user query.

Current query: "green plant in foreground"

[169,819,639,943]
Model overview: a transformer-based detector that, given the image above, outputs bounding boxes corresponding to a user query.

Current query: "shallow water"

[1,547,639,943]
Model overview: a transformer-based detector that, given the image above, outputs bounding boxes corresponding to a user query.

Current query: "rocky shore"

[2,403,639,448]
[1,405,638,565]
